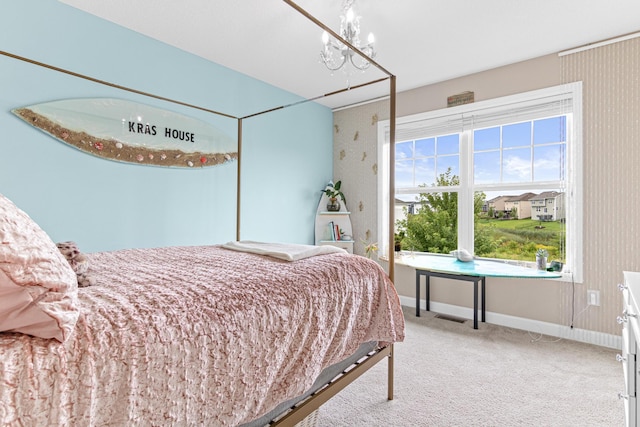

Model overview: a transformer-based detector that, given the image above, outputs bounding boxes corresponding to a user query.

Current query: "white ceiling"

[59,0,640,110]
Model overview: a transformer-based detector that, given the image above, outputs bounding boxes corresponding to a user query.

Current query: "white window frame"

[378,83,583,283]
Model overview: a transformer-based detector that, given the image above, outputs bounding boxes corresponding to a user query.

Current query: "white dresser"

[619,271,640,427]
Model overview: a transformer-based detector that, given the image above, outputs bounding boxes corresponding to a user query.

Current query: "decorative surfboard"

[12,98,238,168]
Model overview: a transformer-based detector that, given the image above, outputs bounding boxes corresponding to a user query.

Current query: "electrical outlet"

[587,290,600,306]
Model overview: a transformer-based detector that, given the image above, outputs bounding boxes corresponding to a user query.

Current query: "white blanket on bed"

[222,240,347,261]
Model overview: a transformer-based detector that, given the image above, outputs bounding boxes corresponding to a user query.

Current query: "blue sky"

[395,116,566,191]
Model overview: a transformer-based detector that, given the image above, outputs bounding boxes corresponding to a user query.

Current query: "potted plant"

[323,180,346,211]
[536,248,548,271]
[394,231,405,253]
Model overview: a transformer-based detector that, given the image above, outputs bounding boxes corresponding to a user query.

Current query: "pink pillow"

[0,194,78,342]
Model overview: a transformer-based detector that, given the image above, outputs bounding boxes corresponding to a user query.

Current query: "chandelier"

[320,0,376,72]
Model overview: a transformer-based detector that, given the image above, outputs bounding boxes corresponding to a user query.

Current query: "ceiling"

[59,0,640,110]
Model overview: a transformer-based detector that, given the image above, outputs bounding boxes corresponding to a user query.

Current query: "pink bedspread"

[0,245,405,426]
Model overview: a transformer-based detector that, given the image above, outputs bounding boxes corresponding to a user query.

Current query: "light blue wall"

[0,1,333,252]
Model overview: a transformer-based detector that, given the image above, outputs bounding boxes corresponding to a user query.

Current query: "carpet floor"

[315,306,625,426]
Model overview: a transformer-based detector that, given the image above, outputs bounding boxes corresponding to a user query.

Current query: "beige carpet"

[316,307,625,426]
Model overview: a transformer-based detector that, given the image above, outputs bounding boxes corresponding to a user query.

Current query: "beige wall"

[334,40,640,336]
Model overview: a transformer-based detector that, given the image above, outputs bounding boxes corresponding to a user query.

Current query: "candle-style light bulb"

[367,33,375,45]
[322,31,329,45]
[346,7,354,23]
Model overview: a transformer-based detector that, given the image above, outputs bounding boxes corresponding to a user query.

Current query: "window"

[378,83,582,282]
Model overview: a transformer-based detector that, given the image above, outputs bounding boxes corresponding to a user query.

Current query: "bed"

[0,194,405,426]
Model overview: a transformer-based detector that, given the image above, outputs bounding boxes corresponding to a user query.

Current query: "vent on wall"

[434,314,467,323]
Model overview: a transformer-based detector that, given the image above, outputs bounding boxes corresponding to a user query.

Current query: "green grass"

[477,218,563,232]
[476,217,565,262]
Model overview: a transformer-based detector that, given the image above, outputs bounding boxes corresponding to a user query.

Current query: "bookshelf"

[314,194,354,254]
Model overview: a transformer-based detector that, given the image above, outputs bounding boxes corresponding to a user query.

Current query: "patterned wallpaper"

[333,101,389,257]
[561,37,640,334]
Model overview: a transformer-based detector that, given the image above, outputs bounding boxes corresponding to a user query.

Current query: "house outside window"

[531,191,564,222]
[378,83,583,282]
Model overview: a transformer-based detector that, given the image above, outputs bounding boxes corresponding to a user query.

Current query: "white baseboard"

[400,295,622,350]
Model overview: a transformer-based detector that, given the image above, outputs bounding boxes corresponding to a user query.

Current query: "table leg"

[426,274,430,312]
[415,270,420,317]
[481,277,486,323]
[473,281,478,329]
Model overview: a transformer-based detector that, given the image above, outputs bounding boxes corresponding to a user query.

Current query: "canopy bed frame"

[0,1,399,425]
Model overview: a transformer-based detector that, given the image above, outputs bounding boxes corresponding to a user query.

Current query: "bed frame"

[0,2,399,424]
[272,344,394,426]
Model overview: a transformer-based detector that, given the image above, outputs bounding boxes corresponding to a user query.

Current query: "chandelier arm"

[328,39,344,51]
[321,53,348,71]
[348,53,370,71]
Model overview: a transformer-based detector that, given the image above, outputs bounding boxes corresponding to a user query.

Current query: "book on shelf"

[327,221,342,241]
